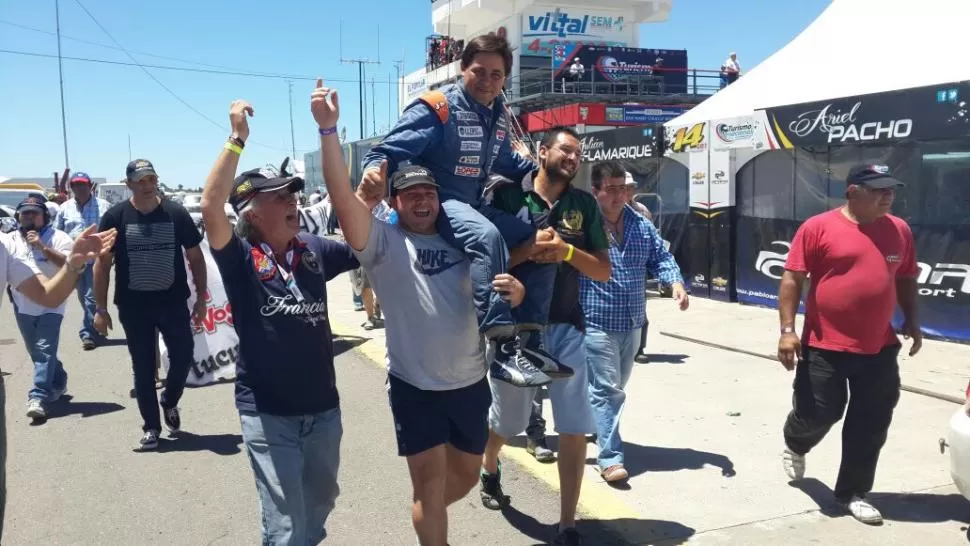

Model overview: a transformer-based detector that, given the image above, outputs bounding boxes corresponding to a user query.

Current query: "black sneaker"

[520,330,573,379]
[553,527,583,545]
[526,437,556,463]
[480,465,510,510]
[163,406,181,433]
[81,338,96,351]
[635,352,650,364]
[139,429,160,451]
[490,337,552,387]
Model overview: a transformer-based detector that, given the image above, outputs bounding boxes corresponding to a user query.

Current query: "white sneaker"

[782,448,805,480]
[26,399,46,420]
[840,495,883,525]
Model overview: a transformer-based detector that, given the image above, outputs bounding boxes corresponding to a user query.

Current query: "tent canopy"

[668,0,970,127]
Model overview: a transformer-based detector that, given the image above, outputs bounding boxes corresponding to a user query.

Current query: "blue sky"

[0,0,830,187]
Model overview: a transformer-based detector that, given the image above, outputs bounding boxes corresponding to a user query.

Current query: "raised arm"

[201,100,253,251]
[311,79,374,252]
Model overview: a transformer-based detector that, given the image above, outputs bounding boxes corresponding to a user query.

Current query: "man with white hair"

[201,99,361,545]
[721,52,741,88]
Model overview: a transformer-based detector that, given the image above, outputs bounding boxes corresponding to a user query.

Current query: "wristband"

[66,261,86,275]
[564,244,575,262]
[319,126,338,136]
[224,141,243,155]
[228,136,246,149]
[96,307,109,317]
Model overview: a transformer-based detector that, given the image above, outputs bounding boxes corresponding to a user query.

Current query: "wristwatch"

[781,325,796,334]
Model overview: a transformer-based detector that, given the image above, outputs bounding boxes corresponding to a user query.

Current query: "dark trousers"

[637,319,649,354]
[436,199,556,337]
[783,344,901,500]
[118,300,195,432]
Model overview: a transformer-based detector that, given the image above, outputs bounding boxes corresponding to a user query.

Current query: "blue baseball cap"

[70,171,92,184]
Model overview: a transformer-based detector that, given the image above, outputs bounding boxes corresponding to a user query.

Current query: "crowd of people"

[0,33,926,546]
[427,36,464,70]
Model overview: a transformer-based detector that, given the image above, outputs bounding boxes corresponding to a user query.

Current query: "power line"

[67,0,299,153]
[0,48,402,85]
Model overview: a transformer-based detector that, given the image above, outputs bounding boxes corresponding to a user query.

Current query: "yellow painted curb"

[331,318,642,534]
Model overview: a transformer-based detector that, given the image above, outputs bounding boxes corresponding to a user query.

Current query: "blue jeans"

[14,313,67,402]
[75,268,99,342]
[240,408,342,546]
[585,326,642,469]
[436,199,554,336]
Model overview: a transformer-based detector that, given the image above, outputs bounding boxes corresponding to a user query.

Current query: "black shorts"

[386,374,491,457]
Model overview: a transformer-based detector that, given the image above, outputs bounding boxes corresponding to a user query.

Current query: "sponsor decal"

[493,144,500,154]
[605,107,624,122]
[580,134,654,162]
[455,112,478,121]
[715,122,755,143]
[260,295,328,327]
[691,171,706,185]
[496,130,507,141]
[560,210,583,232]
[459,126,484,138]
[712,170,728,184]
[459,155,480,164]
[668,123,706,153]
[455,166,481,177]
[460,141,482,151]
[526,11,625,39]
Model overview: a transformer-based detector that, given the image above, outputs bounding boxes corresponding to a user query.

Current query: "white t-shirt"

[723,58,740,73]
[5,228,73,316]
[0,232,40,313]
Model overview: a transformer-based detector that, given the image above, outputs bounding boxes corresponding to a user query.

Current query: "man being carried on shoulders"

[360,34,566,389]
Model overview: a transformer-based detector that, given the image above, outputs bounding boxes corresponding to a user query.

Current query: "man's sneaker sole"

[26,402,46,420]
[520,347,573,378]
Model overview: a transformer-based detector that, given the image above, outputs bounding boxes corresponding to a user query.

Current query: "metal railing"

[505,66,725,101]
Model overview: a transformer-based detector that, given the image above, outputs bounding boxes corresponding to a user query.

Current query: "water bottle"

[388,209,399,225]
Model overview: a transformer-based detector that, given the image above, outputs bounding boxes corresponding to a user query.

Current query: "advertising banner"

[97,183,131,205]
[711,112,770,151]
[764,81,970,148]
[579,125,661,163]
[735,216,970,342]
[665,121,708,155]
[160,240,239,387]
[605,105,686,125]
[520,7,633,57]
[552,45,688,94]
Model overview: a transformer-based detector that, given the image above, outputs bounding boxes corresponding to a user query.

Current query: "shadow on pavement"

[795,478,970,523]
[587,443,736,480]
[639,353,689,364]
[158,431,243,455]
[334,335,369,357]
[500,503,695,545]
[40,395,125,421]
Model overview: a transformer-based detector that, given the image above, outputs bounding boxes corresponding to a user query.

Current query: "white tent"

[669,0,970,127]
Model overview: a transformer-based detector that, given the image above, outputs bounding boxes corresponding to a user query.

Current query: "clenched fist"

[230,100,254,143]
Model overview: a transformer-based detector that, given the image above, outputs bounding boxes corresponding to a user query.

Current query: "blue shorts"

[387,374,492,457]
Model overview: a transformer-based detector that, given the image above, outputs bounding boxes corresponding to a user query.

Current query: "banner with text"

[735,216,970,342]
[521,7,633,57]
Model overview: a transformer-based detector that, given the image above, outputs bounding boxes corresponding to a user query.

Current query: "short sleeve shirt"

[786,209,917,354]
[490,181,609,329]
[0,232,39,313]
[98,199,203,306]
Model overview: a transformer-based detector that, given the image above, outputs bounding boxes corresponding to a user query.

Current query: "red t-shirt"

[785,208,917,355]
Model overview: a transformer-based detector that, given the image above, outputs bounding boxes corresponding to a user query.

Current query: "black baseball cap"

[126,159,158,182]
[390,165,439,196]
[230,167,305,213]
[846,164,904,189]
[16,194,47,214]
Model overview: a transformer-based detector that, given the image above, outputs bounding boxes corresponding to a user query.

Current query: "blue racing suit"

[361,83,554,337]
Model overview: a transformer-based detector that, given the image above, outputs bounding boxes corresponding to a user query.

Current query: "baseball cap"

[390,165,439,195]
[127,159,159,183]
[70,172,92,184]
[624,172,637,186]
[17,194,48,214]
[230,166,305,213]
[846,164,905,189]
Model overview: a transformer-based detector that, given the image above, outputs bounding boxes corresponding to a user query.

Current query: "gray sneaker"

[526,437,556,463]
[26,398,46,420]
[139,429,160,451]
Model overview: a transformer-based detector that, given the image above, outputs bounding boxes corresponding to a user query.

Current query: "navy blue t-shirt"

[210,233,359,415]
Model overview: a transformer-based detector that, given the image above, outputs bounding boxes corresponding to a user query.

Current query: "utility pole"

[55,0,69,169]
[127,134,132,162]
[392,58,404,118]
[339,21,380,141]
[287,80,296,160]
[371,77,377,137]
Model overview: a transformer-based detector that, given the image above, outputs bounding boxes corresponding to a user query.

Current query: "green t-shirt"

[491,181,609,329]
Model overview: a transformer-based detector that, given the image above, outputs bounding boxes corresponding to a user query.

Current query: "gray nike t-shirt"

[355,216,486,391]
